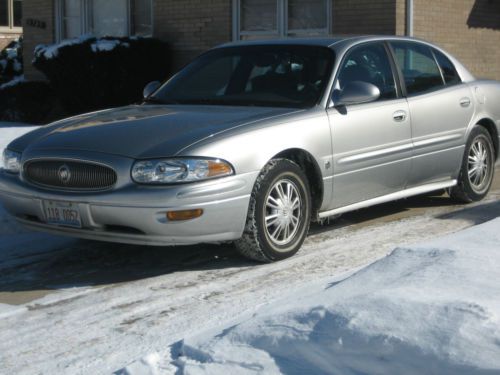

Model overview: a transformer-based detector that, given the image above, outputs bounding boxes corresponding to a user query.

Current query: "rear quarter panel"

[468,80,500,161]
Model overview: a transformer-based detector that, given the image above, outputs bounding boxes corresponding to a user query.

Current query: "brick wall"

[22,0,55,80]
[154,0,232,72]
[395,0,406,35]
[332,0,398,35]
[411,0,500,80]
[19,0,500,81]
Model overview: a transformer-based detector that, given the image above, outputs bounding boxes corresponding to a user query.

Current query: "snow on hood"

[159,218,500,374]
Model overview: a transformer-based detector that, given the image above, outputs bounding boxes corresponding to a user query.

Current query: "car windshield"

[150,45,335,109]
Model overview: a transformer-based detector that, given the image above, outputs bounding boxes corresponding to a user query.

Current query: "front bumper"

[0,170,257,246]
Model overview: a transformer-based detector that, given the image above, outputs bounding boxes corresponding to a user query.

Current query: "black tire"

[450,126,495,203]
[235,158,311,263]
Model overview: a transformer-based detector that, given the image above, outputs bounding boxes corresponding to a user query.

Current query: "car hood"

[14,105,299,159]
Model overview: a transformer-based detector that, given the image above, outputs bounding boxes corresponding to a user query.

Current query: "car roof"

[217,35,476,82]
[219,35,424,49]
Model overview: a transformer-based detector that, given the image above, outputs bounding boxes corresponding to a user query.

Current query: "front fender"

[178,110,333,207]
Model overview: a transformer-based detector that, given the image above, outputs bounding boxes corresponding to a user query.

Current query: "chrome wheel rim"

[467,137,492,193]
[264,179,302,247]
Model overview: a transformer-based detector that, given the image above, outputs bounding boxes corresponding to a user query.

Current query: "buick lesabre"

[1,36,499,262]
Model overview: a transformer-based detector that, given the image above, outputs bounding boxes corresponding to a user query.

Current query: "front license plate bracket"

[42,200,82,228]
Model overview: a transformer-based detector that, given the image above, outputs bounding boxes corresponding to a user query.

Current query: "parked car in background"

[1,36,499,262]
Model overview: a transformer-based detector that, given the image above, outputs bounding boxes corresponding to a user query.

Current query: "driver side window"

[337,43,398,101]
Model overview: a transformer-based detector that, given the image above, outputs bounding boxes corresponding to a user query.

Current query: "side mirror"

[332,81,380,106]
[143,81,161,99]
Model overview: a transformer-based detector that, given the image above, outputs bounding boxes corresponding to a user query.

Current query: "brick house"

[0,0,22,50]
[17,0,500,80]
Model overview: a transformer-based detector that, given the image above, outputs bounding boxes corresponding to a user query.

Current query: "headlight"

[131,158,234,184]
[2,149,21,174]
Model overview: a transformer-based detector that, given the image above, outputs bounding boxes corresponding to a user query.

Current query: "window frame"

[232,0,332,41]
[55,0,153,42]
[387,41,452,98]
[152,44,337,109]
[430,47,462,87]
[0,0,23,33]
[329,41,403,107]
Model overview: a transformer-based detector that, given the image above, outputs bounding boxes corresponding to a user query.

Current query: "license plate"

[43,200,82,228]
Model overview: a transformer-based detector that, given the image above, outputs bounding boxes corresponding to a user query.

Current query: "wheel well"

[273,149,323,220]
[477,118,499,159]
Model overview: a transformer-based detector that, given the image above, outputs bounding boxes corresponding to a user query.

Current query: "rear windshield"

[151,45,335,109]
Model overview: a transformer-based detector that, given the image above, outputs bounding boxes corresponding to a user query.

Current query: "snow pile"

[91,39,129,53]
[0,125,38,168]
[170,218,500,374]
[34,34,94,60]
[35,35,131,59]
[0,38,23,87]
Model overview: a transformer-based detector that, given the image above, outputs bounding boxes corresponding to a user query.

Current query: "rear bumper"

[0,171,258,246]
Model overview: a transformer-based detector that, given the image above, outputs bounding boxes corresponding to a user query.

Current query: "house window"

[233,0,331,40]
[91,0,129,37]
[131,0,152,36]
[57,0,153,41]
[0,0,22,31]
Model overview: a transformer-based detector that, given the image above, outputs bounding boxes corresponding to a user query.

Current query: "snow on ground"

[0,123,38,168]
[4,195,497,375]
[0,124,73,296]
[158,218,500,374]
[0,125,499,374]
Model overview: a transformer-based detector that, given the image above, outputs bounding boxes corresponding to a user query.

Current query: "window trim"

[55,0,153,42]
[430,47,462,88]
[328,41,403,108]
[388,40,451,98]
[0,0,23,33]
[232,0,331,41]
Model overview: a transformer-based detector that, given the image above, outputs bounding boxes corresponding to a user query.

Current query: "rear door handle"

[393,110,407,122]
[460,97,471,107]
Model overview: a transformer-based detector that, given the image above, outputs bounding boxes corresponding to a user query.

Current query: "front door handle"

[393,110,407,122]
[460,97,471,107]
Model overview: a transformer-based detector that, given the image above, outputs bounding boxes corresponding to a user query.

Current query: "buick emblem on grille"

[58,164,71,184]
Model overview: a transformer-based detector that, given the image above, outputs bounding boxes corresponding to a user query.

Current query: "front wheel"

[450,126,495,203]
[235,159,311,263]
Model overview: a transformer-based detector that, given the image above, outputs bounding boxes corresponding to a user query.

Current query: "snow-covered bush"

[33,36,170,115]
[0,38,54,124]
[0,37,23,86]
[0,81,56,124]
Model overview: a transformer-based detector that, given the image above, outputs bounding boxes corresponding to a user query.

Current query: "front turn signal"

[167,209,204,221]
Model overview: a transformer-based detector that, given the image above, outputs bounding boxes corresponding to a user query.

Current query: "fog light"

[167,209,204,221]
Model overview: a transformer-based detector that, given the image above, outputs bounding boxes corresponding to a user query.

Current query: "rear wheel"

[450,126,495,202]
[235,159,311,262]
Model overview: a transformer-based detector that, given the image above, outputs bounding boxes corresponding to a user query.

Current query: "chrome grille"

[24,160,117,190]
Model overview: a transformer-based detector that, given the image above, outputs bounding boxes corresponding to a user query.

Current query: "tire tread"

[450,126,494,203]
[235,158,309,263]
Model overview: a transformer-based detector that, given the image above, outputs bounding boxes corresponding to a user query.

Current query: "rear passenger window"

[433,49,461,86]
[391,42,444,96]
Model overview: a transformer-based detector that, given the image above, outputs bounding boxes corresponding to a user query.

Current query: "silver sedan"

[1,36,499,262]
